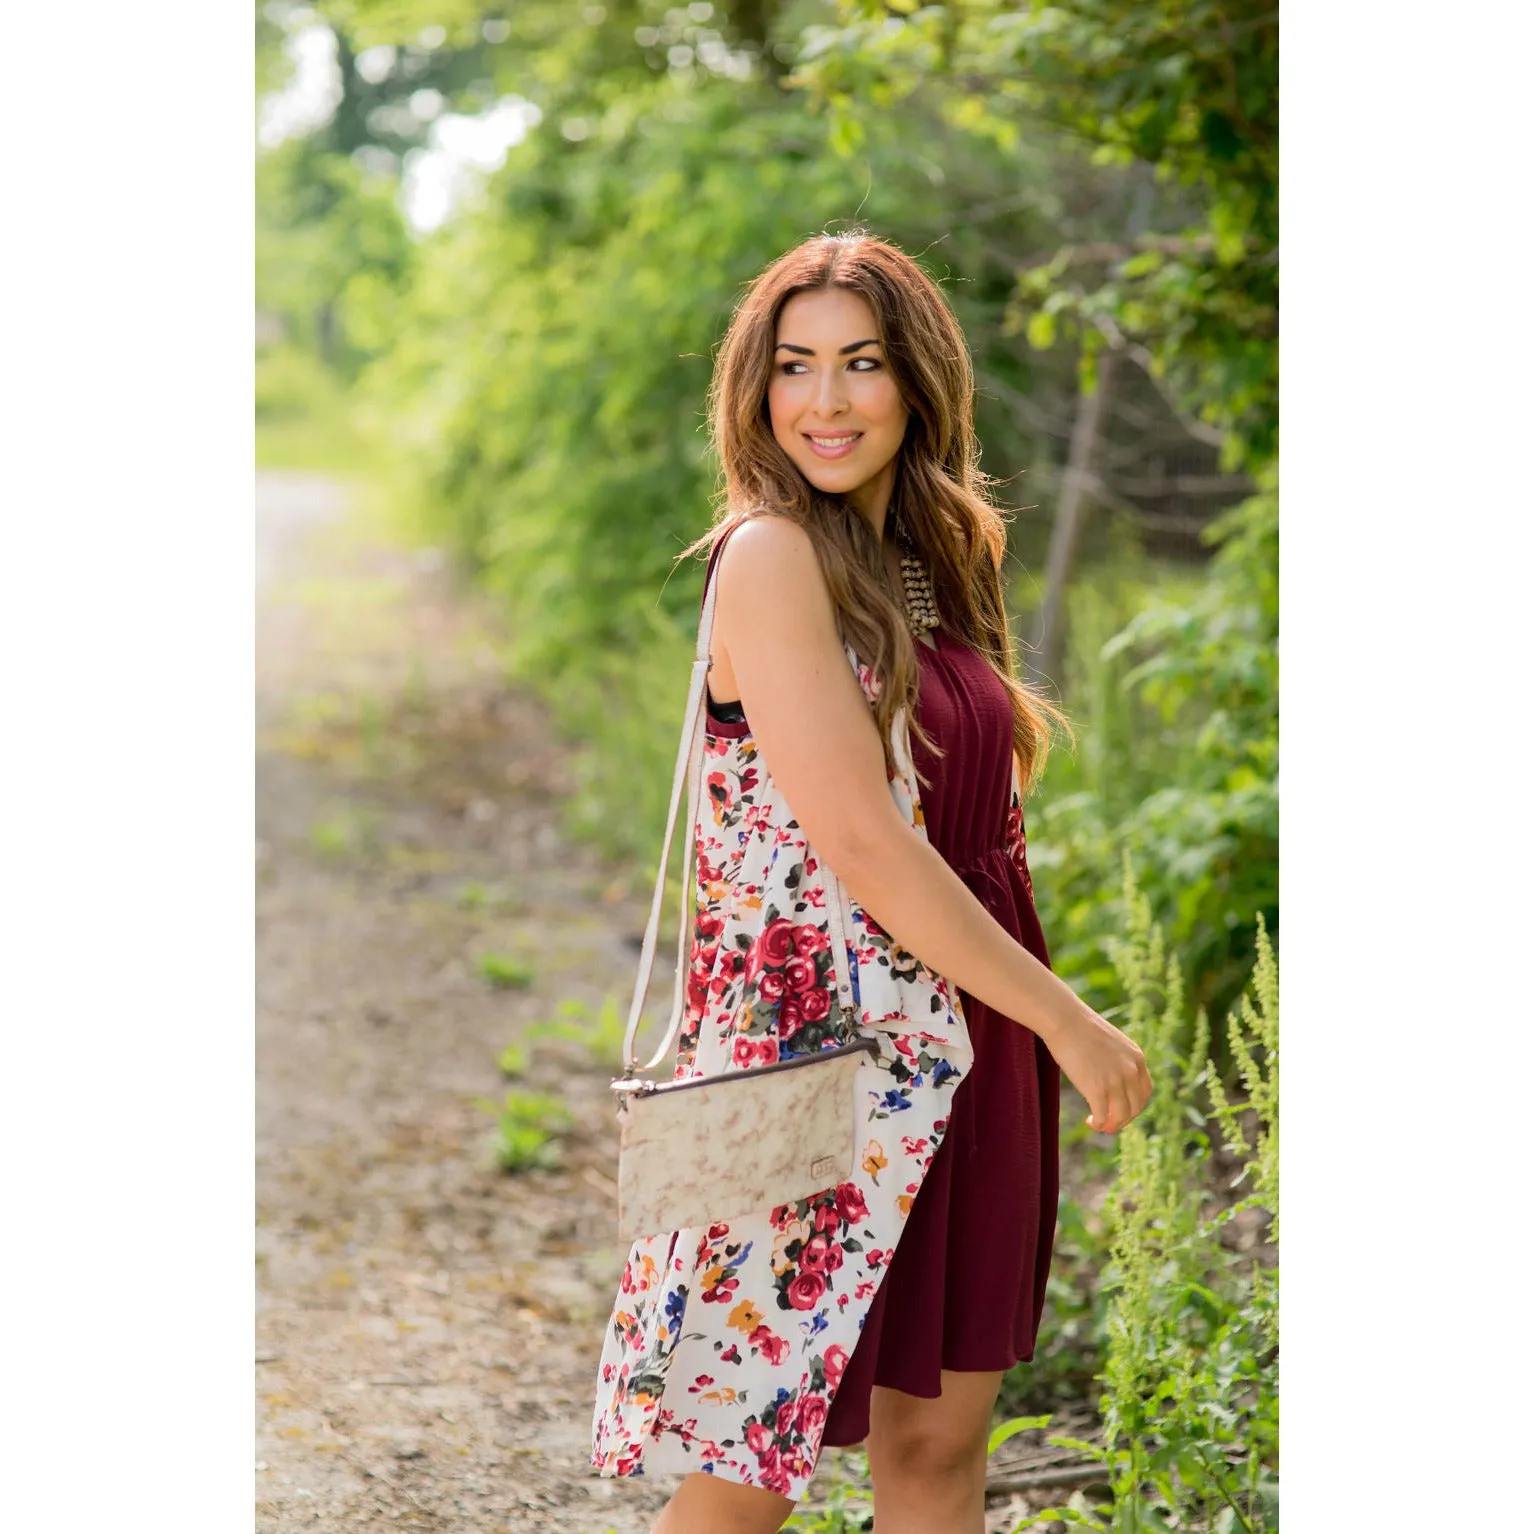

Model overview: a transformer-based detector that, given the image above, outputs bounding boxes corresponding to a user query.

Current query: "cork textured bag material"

[615,1036,880,1242]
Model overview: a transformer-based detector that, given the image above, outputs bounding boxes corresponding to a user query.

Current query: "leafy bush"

[256,340,350,423]
[1028,480,1277,1025]
[1008,868,1278,1531]
[256,138,415,379]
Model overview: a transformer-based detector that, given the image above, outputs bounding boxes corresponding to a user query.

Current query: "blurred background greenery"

[256,4,1278,1521]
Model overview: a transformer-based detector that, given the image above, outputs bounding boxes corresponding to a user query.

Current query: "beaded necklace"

[893,512,940,640]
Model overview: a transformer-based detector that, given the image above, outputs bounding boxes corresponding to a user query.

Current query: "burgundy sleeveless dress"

[700,535,1062,1446]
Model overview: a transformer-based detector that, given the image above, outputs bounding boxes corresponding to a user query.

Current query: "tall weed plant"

[1012,864,1278,1532]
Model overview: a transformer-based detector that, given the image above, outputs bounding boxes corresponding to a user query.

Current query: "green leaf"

[987,1414,1053,1455]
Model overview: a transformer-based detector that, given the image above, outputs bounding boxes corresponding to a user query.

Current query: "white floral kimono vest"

[590,641,1028,1501]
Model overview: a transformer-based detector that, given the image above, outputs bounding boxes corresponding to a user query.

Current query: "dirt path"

[255,472,669,1533]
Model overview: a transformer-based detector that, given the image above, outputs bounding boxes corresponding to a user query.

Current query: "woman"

[590,232,1151,1534]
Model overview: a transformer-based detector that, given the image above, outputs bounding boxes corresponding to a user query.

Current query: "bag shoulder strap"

[620,543,855,1076]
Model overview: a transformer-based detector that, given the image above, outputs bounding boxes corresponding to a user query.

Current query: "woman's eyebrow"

[774,338,881,357]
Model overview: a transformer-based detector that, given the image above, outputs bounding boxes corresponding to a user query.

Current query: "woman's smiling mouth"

[804,431,863,459]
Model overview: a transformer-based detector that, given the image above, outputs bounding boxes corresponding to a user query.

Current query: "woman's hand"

[1043,1005,1153,1135]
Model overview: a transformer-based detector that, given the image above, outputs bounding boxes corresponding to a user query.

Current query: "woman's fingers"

[1110,1091,1132,1134]
[1086,1090,1112,1133]
[1065,1017,1156,1135]
[1088,1078,1151,1135]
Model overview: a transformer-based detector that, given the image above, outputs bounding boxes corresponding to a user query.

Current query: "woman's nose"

[816,368,849,414]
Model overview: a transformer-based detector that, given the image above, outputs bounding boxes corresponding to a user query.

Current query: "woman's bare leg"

[865,1369,1004,1534]
[650,1471,797,1534]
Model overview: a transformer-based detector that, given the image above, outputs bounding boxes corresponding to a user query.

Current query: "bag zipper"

[612,1033,879,1099]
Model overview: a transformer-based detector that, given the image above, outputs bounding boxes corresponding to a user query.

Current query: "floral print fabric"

[590,642,1034,1500]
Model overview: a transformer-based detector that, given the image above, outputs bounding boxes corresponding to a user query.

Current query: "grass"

[308,804,380,860]
[474,1089,574,1172]
[456,881,515,913]
[525,994,627,1072]
[489,995,626,1136]
[784,1449,875,1531]
[496,1041,530,1078]
[476,952,537,990]
[265,684,425,785]
[255,414,376,480]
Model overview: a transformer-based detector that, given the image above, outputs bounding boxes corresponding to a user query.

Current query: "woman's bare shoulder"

[708,513,899,863]
[718,509,814,559]
[714,514,829,631]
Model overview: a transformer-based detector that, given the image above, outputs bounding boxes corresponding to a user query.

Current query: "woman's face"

[767,287,909,520]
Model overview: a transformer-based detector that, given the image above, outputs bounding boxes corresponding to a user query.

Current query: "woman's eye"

[778,358,880,376]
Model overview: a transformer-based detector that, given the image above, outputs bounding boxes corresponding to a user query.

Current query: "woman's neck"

[845,458,898,544]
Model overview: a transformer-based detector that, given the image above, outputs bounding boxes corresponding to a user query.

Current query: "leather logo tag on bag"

[809,1154,837,1181]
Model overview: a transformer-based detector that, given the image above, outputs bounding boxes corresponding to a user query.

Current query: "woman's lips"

[803,431,863,460]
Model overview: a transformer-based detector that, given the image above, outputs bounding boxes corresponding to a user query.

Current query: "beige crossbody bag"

[610,561,879,1244]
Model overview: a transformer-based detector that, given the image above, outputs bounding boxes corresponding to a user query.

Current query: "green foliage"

[256,138,415,375]
[455,880,499,912]
[784,1448,875,1532]
[364,86,929,661]
[791,0,1278,469]
[476,951,536,989]
[1028,478,1277,1023]
[495,1041,530,1078]
[1005,0,1277,470]
[988,1413,1055,1455]
[255,2,294,101]
[1015,1504,1113,1528]
[256,339,351,424]
[475,1088,574,1172]
[1205,923,1278,1245]
[307,803,380,858]
[527,994,627,1072]
[1012,868,1278,1531]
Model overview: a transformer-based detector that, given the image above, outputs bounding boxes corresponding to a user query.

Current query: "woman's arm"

[713,515,1151,1134]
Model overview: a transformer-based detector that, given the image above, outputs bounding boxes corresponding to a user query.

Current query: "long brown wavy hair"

[678,231,1069,797]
